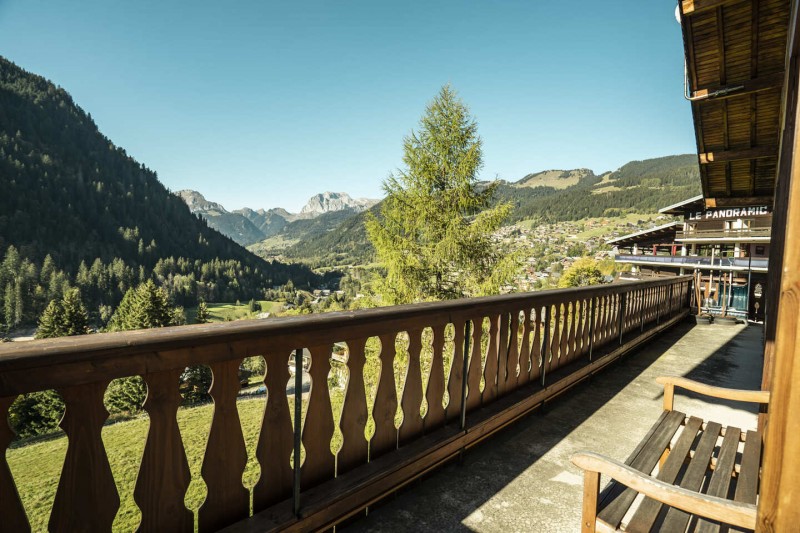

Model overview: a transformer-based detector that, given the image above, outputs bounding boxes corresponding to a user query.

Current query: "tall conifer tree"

[366,85,519,304]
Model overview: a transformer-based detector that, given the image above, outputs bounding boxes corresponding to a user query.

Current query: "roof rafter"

[699,146,778,164]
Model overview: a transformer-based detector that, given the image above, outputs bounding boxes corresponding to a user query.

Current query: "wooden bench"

[571,376,770,532]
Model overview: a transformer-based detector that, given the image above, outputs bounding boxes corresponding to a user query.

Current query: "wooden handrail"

[0,276,692,531]
[656,376,771,411]
[571,452,757,530]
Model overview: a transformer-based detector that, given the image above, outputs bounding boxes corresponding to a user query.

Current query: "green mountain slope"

[0,56,318,297]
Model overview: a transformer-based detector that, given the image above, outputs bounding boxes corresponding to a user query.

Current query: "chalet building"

[609,195,772,320]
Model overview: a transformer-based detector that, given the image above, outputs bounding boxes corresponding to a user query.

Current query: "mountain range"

[176,190,377,247]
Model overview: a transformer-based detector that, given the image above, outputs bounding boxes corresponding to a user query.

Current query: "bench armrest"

[571,452,757,531]
[656,376,770,411]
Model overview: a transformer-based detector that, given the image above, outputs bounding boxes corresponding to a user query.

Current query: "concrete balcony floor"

[345,321,763,533]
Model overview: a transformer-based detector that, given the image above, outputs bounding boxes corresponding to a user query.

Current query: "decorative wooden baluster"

[135,369,192,532]
[425,324,446,430]
[482,314,500,403]
[50,381,119,532]
[337,339,369,475]
[529,308,543,383]
[300,345,336,488]
[199,358,249,533]
[566,300,577,363]
[582,298,590,355]
[446,320,466,424]
[597,296,607,345]
[496,312,510,396]
[399,330,424,446]
[549,304,561,373]
[465,319,483,412]
[576,299,588,359]
[371,334,398,460]
[253,352,293,511]
[517,309,532,386]
[504,311,520,394]
[583,298,593,357]
[0,396,29,532]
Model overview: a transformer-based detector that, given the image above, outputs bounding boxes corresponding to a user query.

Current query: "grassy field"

[184,300,282,324]
[570,213,666,240]
[7,398,267,531]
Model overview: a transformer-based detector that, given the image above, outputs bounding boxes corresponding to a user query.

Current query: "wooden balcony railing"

[675,227,771,240]
[0,276,691,532]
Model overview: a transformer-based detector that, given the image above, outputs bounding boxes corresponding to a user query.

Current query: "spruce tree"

[365,85,519,304]
[35,288,89,339]
[196,299,210,323]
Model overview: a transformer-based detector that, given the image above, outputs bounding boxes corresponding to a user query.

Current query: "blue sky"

[0,1,694,212]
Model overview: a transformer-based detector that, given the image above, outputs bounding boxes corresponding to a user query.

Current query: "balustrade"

[0,276,691,532]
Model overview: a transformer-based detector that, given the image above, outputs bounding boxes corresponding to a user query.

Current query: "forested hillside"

[0,56,318,328]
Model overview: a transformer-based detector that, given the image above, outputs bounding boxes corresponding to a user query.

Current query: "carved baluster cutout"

[582,298,591,357]
[597,296,607,345]
[398,329,424,445]
[576,299,586,359]
[482,314,500,403]
[446,320,466,423]
[0,396,29,532]
[253,352,293,511]
[494,313,509,396]
[505,311,520,393]
[565,301,576,363]
[300,344,336,489]
[338,339,369,475]
[549,304,561,373]
[134,369,192,532]
[199,358,248,533]
[49,381,119,532]
[424,325,446,430]
[465,319,483,412]
[530,308,543,382]
[371,334,398,460]
[517,309,532,386]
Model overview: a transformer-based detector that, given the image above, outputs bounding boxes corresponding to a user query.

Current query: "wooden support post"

[663,383,675,411]
[581,470,600,533]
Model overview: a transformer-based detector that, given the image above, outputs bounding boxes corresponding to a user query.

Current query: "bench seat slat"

[625,416,704,532]
[659,420,722,532]
[597,410,685,528]
[728,429,762,533]
[694,426,741,532]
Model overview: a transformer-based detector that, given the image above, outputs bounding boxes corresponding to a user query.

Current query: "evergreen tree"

[59,288,89,336]
[365,85,518,304]
[196,299,210,323]
[107,279,178,331]
[35,299,65,339]
[105,280,186,413]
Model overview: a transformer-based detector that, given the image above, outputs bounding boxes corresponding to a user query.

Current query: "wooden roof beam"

[681,0,750,16]
[705,196,774,208]
[691,72,785,100]
[699,146,778,164]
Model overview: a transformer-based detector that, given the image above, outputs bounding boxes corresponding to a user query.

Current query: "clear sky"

[0,0,694,212]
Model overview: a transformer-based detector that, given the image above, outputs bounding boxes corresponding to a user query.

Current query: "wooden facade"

[681,0,800,529]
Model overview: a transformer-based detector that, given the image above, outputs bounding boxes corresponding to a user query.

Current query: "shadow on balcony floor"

[343,321,763,533]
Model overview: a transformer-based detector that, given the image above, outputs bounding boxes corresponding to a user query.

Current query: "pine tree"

[196,299,210,323]
[35,288,89,339]
[35,299,64,339]
[105,280,187,413]
[365,85,519,304]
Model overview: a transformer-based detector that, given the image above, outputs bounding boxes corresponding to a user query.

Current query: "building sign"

[687,205,770,221]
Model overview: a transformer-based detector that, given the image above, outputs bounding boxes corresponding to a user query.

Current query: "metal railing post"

[292,348,303,517]
[460,320,471,431]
